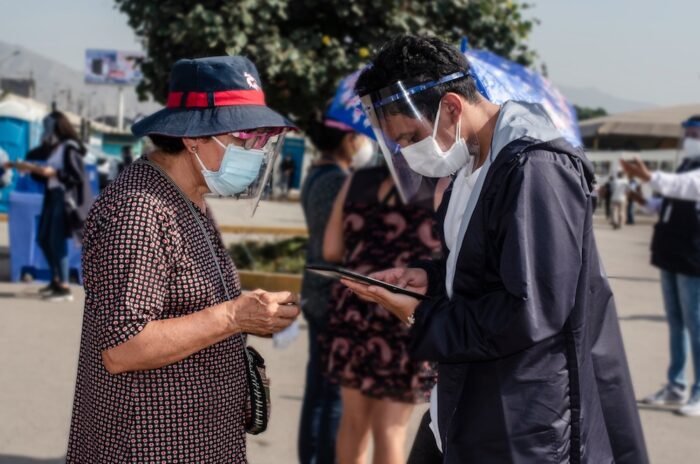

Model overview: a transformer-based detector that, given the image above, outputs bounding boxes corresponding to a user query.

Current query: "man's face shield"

[360,72,468,204]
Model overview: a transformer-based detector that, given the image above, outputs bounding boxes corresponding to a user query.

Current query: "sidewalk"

[0,212,697,463]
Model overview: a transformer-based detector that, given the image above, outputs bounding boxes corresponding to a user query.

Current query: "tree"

[574,105,608,121]
[116,0,538,129]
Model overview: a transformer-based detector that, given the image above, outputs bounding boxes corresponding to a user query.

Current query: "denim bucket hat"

[131,56,296,137]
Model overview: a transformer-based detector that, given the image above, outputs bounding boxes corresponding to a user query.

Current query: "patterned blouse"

[66,159,248,463]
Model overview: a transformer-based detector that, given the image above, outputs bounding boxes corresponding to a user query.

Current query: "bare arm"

[323,175,352,263]
[102,290,299,374]
[9,161,55,177]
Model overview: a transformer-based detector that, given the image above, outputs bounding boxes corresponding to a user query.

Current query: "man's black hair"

[355,35,480,122]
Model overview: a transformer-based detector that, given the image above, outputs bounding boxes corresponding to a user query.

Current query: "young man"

[343,35,648,463]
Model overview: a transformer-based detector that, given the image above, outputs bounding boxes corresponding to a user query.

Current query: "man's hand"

[340,267,428,324]
[369,267,429,295]
[620,157,652,182]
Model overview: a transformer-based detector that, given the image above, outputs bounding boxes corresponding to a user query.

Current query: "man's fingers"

[341,279,379,302]
[369,268,402,284]
[365,286,397,306]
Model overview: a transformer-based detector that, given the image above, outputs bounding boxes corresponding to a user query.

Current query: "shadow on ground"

[0,457,64,464]
[0,246,9,282]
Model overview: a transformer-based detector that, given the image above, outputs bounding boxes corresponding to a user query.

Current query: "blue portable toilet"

[281,136,305,190]
[0,98,45,212]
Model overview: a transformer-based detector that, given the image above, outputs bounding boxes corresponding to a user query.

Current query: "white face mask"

[351,140,374,169]
[401,100,473,178]
[682,137,700,158]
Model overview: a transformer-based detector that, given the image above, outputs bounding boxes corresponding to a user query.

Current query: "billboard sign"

[85,49,143,86]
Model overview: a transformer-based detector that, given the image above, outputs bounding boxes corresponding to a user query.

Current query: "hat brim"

[131,105,297,138]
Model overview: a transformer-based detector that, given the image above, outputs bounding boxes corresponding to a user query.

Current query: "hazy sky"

[0,0,697,107]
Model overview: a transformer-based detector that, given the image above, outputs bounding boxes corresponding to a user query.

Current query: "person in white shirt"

[609,171,630,229]
[621,116,700,202]
[621,115,700,417]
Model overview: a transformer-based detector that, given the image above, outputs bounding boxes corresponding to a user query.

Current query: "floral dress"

[323,166,441,403]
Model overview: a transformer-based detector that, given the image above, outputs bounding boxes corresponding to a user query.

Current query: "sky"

[0,0,697,108]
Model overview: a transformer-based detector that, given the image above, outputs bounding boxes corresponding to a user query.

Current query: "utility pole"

[117,86,125,131]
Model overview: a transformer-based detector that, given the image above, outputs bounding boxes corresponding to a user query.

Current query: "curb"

[238,270,302,293]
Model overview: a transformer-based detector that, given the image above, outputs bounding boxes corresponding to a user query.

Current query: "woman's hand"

[227,290,300,336]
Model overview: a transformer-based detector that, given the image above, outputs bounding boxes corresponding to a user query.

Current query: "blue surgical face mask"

[194,136,264,196]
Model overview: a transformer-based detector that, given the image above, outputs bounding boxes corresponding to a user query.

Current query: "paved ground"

[0,203,698,463]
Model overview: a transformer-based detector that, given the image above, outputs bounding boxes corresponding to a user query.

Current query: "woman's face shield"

[359,72,468,204]
[209,129,288,216]
[247,130,287,216]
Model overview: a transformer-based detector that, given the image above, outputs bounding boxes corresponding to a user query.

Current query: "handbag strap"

[143,158,247,347]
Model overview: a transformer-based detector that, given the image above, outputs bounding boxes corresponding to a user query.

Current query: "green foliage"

[574,105,608,121]
[116,0,538,129]
[229,237,308,273]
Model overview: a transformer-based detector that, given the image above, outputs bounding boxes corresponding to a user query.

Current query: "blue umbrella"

[462,43,582,147]
[324,70,375,138]
[325,43,581,147]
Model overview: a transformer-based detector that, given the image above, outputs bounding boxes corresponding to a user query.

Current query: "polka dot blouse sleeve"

[85,193,175,352]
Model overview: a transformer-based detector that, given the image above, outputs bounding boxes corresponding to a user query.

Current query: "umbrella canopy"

[324,70,375,138]
[463,47,582,147]
[325,45,581,146]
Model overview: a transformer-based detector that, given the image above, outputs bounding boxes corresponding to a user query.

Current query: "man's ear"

[441,93,464,125]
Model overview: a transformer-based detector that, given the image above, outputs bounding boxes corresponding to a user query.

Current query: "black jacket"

[651,156,700,275]
[412,138,648,463]
[39,141,94,240]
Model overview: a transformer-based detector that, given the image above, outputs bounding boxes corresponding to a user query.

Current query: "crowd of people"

[6,32,700,464]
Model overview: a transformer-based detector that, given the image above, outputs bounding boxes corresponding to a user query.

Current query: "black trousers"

[407,411,443,464]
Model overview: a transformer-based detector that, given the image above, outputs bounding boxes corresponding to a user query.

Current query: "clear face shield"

[360,72,471,204]
[204,128,288,216]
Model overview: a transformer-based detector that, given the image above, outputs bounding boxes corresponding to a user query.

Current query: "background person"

[119,145,133,173]
[280,155,296,198]
[621,116,700,202]
[297,113,372,464]
[610,171,630,229]
[322,159,440,464]
[6,111,93,301]
[634,115,700,417]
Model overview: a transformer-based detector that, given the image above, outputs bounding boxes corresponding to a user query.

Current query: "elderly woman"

[66,56,300,463]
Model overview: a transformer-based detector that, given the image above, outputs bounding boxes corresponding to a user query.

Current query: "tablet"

[306,264,428,300]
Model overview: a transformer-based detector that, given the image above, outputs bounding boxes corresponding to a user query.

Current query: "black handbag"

[242,345,270,434]
[145,158,271,434]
